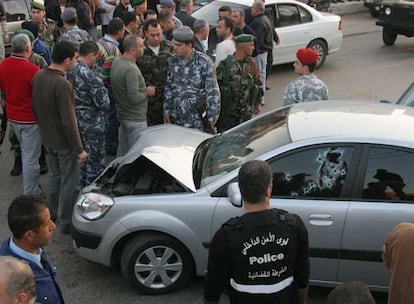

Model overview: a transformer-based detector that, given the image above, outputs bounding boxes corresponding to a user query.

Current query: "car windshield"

[194,108,291,188]
[3,0,30,22]
[192,1,247,26]
[396,82,414,107]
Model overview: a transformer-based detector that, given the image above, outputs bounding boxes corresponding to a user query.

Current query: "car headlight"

[76,192,114,220]
[385,7,391,15]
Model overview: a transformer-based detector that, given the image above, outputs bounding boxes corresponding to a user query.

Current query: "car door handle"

[309,214,334,226]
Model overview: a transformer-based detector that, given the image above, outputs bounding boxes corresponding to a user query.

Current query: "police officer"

[204,160,310,304]
[282,48,328,106]
[163,26,220,132]
[66,41,110,187]
[58,7,92,50]
[216,34,263,132]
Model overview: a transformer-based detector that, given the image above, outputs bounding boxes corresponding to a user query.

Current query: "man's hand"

[163,115,170,124]
[209,120,216,129]
[146,86,156,97]
[78,151,88,163]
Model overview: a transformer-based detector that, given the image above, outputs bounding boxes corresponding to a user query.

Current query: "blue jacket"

[0,238,65,304]
[33,38,52,65]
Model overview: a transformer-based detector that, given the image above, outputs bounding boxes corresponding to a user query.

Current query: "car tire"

[308,39,327,69]
[382,28,397,46]
[120,233,194,295]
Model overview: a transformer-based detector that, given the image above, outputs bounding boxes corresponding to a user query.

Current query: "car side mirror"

[227,182,242,208]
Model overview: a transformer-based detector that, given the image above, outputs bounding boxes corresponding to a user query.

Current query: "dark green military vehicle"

[376,0,414,45]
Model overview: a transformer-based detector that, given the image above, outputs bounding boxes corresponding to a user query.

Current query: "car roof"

[212,0,302,5]
[287,101,414,143]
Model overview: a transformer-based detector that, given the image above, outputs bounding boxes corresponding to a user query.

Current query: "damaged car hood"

[107,124,212,192]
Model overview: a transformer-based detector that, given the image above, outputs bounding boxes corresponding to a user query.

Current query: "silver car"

[71,101,414,295]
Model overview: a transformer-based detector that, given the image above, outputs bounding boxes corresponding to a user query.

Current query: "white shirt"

[214,36,236,68]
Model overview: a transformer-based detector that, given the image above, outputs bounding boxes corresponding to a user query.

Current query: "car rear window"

[192,1,247,26]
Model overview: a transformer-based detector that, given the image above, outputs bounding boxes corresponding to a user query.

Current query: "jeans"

[46,148,80,227]
[255,52,268,104]
[117,120,147,157]
[9,122,41,195]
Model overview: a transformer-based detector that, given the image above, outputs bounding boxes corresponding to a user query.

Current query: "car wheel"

[307,39,327,69]
[382,28,397,46]
[369,9,379,18]
[120,233,194,295]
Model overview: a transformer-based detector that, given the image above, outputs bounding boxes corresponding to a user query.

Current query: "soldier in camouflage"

[164,26,220,132]
[29,1,60,51]
[216,34,263,132]
[66,41,110,187]
[137,19,173,125]
[282,48,328,106]
[58,7,91,49]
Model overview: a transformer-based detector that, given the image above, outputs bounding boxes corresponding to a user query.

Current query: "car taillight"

[338,18,342,31]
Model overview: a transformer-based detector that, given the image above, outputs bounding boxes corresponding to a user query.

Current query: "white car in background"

[192,0,343,68]
[1,0,31,55]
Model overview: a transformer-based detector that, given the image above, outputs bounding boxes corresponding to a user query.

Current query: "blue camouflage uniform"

[163,50,220,131]
[66,60,110,187]
[58,26,92,50]
[282,75,329,106]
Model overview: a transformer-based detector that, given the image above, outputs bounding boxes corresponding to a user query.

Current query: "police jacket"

[0,238,65,304]
[204,209,310,304]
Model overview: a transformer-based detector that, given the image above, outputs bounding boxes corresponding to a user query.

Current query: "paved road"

[1,11,412,304]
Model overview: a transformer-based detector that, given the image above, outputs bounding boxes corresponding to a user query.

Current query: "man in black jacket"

[175,0,196,29]
[249,0,273,104]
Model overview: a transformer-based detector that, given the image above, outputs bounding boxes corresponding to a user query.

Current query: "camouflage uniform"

[136,39,173,125]
[66,60,110,187]
[37,18,60,51]
[58,26,91,49]
[282,75,328,106]
[216,55,263,132]
[30,52,48,68]
[163,50,220,131]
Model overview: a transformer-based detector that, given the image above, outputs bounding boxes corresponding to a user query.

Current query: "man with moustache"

[137,19,173,125]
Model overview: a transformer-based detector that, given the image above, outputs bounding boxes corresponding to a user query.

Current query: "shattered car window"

[271,146,354,198]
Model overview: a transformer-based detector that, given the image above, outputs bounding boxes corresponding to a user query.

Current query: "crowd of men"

[0,0,283,214]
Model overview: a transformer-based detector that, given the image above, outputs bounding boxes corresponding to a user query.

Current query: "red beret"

[296,48,319,65]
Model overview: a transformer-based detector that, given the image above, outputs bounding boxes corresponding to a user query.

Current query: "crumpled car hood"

[106,124,212,192]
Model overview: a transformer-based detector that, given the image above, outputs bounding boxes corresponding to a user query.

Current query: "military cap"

[61,7,77,23]
[172,26,194,43]
[30,1,45,10]
[132,0,145,6]
[296,48,319,65]
[160,0,175,7]
[235,34,255,43]
[14,29,35,42]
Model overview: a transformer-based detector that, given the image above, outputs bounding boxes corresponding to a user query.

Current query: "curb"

[330,1,368,15]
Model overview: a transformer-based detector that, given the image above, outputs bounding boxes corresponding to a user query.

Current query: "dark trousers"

[46,147,80,227]
[266,49,273,79]
[105,86,119,156]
